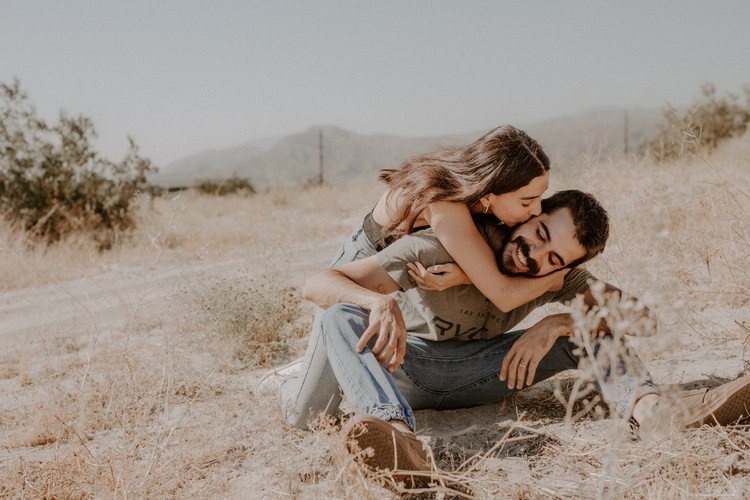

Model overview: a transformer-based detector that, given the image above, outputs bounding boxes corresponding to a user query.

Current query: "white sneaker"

[639,375,750,439]
[254,358,304,397]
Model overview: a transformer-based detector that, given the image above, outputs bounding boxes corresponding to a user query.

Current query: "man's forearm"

[303,269,395,311]
[302,257,408,371]
[539,312,617,339]
[537,313,577,338]
[582,284,657,336]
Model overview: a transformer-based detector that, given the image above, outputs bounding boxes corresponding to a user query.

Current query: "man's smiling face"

[497,208,586,277]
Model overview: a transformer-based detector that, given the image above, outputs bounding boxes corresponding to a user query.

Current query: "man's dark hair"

[542,189,610,267]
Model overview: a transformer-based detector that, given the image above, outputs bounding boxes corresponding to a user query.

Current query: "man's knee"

[540,336,579,369]
[320,303,369,341]
[320,303,368,324]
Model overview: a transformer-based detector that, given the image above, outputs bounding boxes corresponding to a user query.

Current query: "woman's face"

[484,172,549,226]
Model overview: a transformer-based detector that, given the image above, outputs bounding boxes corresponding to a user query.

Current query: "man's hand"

[355,296,407,372]
[407,262,471,291]
[500,314,573,389]
[302,259,406,371]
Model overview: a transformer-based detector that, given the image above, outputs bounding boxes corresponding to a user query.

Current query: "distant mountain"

[526,106,663,166]
[152,137,277,187]
[153,126,476,188]
[152,107,665,189]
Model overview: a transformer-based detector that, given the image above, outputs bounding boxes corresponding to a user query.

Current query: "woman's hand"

[407,262,471,291]
[355,296,407,372]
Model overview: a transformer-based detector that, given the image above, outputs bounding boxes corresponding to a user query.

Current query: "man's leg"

[519,330,750,434]
[320,303,416,430]
[636,376,750,437]
[576,334,658,420]
[279,224,377,429]
[390,328,657,423]
[319,303,434,485]
[279,307,342,429]
[392,331,582,411]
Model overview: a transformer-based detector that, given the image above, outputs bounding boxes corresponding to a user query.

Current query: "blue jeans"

[281,223,378,429]
[318,304,657,432]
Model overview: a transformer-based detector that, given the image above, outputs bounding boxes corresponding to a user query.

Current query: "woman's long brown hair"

[378,125,550,238]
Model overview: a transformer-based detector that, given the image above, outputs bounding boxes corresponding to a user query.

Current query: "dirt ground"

[1,154,750,498]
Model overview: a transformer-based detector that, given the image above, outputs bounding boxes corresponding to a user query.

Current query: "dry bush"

[195,269,311,369]
[640,82,750,162]
[0,79,156,247]
[194,176,256,196]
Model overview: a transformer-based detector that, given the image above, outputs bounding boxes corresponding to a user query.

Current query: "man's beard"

[497,228,541,276]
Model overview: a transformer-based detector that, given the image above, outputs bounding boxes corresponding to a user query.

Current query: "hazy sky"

[2,1,749,166]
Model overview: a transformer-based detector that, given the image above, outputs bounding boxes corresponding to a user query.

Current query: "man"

[297,190,750,485]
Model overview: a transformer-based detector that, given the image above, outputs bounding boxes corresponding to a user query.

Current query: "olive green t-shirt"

[376,224,595,341]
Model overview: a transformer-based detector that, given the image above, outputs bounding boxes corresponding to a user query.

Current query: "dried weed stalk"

[195,268,311,369]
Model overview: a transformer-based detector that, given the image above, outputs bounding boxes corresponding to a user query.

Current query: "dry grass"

[1,135,749,498]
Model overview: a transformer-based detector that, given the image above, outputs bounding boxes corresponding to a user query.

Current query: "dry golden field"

[1,135,749,499]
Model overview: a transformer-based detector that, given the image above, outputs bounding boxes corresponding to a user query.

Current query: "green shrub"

[639,83,750,162]
[195,176,256,196]
[0,79,156,247]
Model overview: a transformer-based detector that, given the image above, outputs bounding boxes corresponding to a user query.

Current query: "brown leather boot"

[344,413,435,488]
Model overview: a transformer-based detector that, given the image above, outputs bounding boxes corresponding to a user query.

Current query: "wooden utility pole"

[624,110,629,155]
[318,129,324,185]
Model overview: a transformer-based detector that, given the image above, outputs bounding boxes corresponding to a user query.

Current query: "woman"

[367,124,563,309]
[278,124,562,429]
